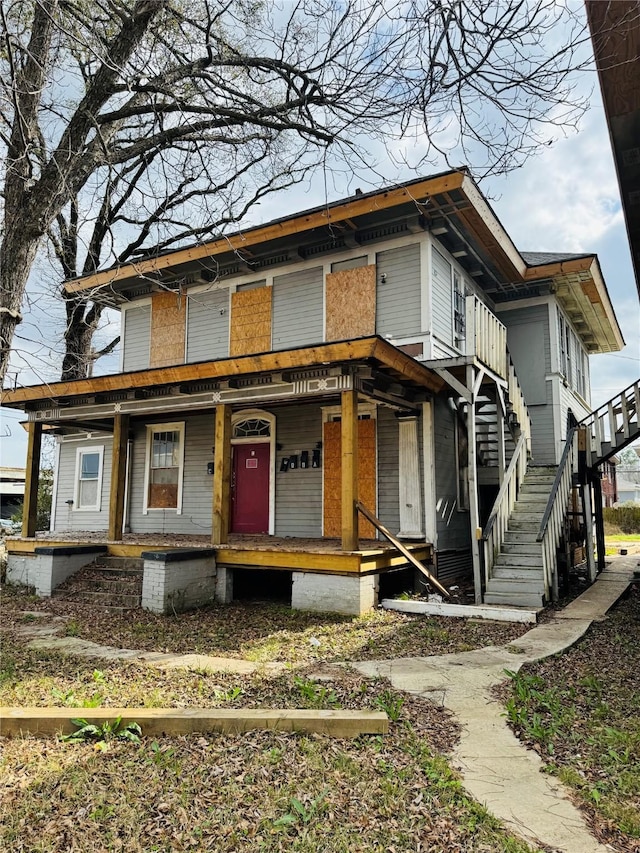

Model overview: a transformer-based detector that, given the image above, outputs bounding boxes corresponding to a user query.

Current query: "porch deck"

[5,532,433,576]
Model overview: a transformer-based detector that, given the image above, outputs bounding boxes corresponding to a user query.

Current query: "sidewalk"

[354,558,637,853]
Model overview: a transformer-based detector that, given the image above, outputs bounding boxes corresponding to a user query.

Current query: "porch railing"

[465,295,508,380]
[481,431,528,589]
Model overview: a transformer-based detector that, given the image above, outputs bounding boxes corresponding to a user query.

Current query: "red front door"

[231,443,270,534]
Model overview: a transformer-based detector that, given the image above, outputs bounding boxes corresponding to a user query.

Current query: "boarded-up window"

[325,265,376,341]
[323,418,376,539]
[230,284,272,355]
[149,291,186,367]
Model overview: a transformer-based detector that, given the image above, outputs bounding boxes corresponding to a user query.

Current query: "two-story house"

[2,169,631,615]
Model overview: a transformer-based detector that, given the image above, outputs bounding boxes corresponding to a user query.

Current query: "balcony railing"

[465,295,508,380]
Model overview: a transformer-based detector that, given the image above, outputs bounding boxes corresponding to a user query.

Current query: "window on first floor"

[73,446,104,511]
[144,423,185,512]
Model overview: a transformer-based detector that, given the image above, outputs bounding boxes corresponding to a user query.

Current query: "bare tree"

[1,0,593,383]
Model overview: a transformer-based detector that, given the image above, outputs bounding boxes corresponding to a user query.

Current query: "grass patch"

[0,583,529,665]
[0,670,538,853]
[499,586,640,852]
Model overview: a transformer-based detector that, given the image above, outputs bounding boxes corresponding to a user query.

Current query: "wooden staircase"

[482,378,640,608]
[483,467,556,608]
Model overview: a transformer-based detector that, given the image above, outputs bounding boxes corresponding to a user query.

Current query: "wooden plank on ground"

[0,707,388,738]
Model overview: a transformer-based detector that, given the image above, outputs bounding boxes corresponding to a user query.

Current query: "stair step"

[484,590,545,608]
[502,543,544,555]
[494,554,544,568]
[519,484,552,495]
[52,564,142,609]
[95,556,145,571]
[509,515,542,533]
[492,566,545,580]
[504,531,540,544]
[485,576,545,594]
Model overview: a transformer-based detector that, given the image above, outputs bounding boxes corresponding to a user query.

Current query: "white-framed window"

[143,422,185,513]
[73,446,104,512]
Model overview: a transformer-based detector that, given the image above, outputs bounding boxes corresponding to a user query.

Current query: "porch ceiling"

[0,336,445,416]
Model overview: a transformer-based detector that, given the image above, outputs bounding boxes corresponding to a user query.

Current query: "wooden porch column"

[467,365,483,604]
[212,404,232,545]
[341,388,359,551]
[108,413,129,541]
[22,421,43,538]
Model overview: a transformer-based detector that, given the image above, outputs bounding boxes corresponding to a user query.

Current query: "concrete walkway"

[355,558,637,853]
[12,557,637,853]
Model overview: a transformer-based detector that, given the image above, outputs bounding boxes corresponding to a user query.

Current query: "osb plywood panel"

[325,265,376,341]
[230,287,272,356]
[323,419,376,539]
[149,291,186,367]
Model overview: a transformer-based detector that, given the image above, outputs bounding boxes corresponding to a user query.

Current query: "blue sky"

[1,59,639,467]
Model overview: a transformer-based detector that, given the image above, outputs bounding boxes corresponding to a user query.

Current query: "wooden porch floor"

[7,532,433,576]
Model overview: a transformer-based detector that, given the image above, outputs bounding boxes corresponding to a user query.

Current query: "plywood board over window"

[230,286,272,356]
[149,290,186,367]
[325,265,376,341]
[323,418,376,539]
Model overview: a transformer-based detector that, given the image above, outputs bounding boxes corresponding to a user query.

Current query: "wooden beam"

[108,414,129,541]
[341,389,359,551]
[356,501,450,598]
[212,405,232,545]
[0,707,388,738]
[1,337,444,408]
[21,422,42,538]
[63,172,466,293]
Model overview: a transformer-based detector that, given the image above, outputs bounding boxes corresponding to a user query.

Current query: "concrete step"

[96,556,144,572]
[52,565,142,609]
[484,590,546,608]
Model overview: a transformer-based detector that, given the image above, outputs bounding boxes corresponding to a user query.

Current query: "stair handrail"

[576,378,640,466]
[481,431,528,589]
[537,426,576,542]
[535,426,578,602]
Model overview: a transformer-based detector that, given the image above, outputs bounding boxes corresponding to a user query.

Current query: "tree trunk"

[0,231,42,386]
[61,301,102,380]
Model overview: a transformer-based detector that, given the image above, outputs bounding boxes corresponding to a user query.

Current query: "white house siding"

[274,404,323,536]
[186,288,230,362]
[376,243,422,339]
[272,267,324,350]
[53,437,111,532]
[500,303,558,465]
[433,396,470,551]
[128,414,214,534]
[122,305,151,372]
[431,247,454,347]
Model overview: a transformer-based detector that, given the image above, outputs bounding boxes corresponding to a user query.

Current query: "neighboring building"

[600,458,618,507]
[1,169,629,613]
[0,467,25,522]
[616,476,640,505]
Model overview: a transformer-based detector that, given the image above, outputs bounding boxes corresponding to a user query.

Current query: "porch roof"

[0,336,445,413]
